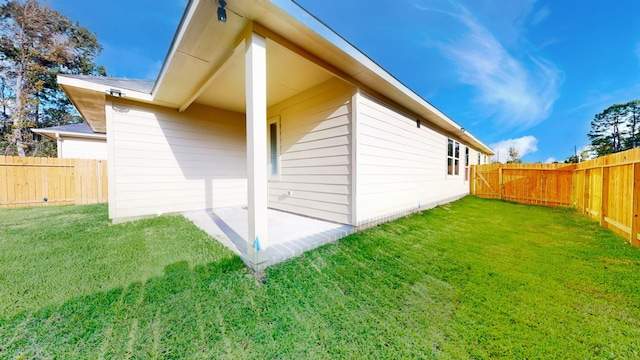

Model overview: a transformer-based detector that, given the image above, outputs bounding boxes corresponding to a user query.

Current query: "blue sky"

[49,0,640,163]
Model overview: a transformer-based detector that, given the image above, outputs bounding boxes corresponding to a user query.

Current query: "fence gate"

[471,164,575,206]
[471,165,501,199]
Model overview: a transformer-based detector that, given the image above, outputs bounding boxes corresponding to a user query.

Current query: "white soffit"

[192,38,334,113]
[153,0,250,107]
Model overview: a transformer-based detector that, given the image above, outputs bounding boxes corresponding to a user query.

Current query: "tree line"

[558,100,639,163]
[0,0,105,157]
[587,100,639,157]
[502,97,639,164]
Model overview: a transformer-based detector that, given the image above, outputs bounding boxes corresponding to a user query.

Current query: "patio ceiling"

[153,0,334,114]
[189,38,334,113]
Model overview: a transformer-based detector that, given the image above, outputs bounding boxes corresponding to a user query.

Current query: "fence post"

[540,171,544,206]
[600,167,609,227]
[470,165,474,194]
[631,162,640,246]
[498,168,503,200]
[473,166,477,195]
[571,169,578,208]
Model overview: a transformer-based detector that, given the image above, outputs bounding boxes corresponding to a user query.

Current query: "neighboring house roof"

[57,0,494,155]
[31,122,107,140]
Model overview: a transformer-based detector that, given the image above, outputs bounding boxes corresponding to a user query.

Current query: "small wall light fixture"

[106,89,125,97]
[218,0,227,23]
[460,127,466,133]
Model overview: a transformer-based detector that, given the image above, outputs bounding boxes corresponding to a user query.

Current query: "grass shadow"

[0,256,248,359]
[2,197,640,358]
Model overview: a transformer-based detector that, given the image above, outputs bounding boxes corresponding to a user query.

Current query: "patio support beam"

[245,31,269,265]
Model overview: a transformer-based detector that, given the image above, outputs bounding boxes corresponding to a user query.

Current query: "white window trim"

[447,138,461,177]
[464,146,470,182]
[268,116,281,180]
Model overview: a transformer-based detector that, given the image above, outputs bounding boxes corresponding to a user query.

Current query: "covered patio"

[57,0,491,270]
[59,1,353,269]
[183,207,354,270]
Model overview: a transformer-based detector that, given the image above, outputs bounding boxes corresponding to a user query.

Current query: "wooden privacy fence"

[471,163,576,206]
[0,156,107,208]
[471,148,640,247]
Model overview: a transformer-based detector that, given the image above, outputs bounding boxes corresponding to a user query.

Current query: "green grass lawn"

[1,197,640,359]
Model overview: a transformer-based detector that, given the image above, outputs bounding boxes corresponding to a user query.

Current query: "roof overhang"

[31,127,107,141]
[57,76,156,133]
[59,0,494,155]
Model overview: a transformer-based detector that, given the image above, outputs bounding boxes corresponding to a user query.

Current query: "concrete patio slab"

[183,207,354,270]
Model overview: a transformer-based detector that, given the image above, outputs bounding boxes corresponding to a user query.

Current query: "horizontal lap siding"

[109,100,246,220]
[268,79,354,224]
[356,94,469,225]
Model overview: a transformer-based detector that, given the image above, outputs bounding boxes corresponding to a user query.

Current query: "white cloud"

[578,145,595,161]
[531,6,550,26]
[545,157,556,164]
[489,135,539,162]
[422,3,562,130]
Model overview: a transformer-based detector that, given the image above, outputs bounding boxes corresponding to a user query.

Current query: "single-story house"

[57,0,494,267]
[31,122,107,160]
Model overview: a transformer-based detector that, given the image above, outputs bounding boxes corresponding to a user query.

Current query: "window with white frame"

[465,147,470,181]
[268,117,280,178]
[447,139,460,176]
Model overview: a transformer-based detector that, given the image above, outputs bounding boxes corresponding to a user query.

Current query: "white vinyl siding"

[58,138,107,160]
[107,99,247,220]
[267,78,353,224]
[355,93,473,226]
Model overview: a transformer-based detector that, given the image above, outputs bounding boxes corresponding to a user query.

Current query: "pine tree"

[588,100,640,157]
[588,103,625,157]
[624,100,640,150]
[0,0,105,156]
